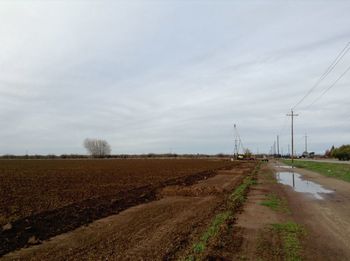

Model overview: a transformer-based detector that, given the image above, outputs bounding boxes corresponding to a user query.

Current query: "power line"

[293,42,350,109]
[304,63,350,109]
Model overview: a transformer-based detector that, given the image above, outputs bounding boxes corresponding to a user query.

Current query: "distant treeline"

[0,153,233,159]
[325,144,350,161]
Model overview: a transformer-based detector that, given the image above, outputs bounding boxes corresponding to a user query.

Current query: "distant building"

[302,151,315,158]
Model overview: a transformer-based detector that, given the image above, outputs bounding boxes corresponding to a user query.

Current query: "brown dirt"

[274,162,350,260]
[0,169,217,257]
[0,159,237,226]
[2,162,256,260]
[202,163,288,260]
[206,161,350,261]
[0,159,241,257]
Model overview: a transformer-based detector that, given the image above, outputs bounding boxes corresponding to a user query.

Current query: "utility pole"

[233,124,239,159]
[304,133,308,153]
[287,109,299,167]
[277,135,280,156]
[288,144,290,156]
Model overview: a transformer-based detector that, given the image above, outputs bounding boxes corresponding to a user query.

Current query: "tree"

[332,145,350,161]
[244,149,252,158]
[83,138,111,157]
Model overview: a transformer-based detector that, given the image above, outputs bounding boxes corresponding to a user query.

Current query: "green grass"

[282,159,350,182]
[271,222,305,261]
[260,193,289,213]
[184,165,260,260]
[192,211,231,254]
[185,211,232,261]
[229,176,255,206]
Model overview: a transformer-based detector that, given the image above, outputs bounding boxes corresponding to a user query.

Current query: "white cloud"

[0,1,350,155]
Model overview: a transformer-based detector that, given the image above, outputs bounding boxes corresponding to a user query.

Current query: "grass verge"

[183,163,261,261]
[282,159,350,182]
[260,193,289,213]
[257,222,305,261]
[272,222,305,261]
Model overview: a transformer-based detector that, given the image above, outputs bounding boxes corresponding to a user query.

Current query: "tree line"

[325,144,350,161]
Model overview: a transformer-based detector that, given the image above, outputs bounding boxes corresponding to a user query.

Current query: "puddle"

[275,165,294,169]
[276,171,334,200]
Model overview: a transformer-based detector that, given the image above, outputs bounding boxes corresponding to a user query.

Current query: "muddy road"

[2,164,255,260]
[220,161,350,261]
[273,162,350,260]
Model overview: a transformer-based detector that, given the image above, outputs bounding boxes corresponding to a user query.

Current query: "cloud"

[0,1,350,155]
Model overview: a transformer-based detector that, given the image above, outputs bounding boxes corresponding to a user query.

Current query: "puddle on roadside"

[276,171,334,200]
[275,165,294,169]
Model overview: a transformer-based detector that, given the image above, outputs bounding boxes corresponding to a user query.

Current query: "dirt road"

[2,166,252,260]
[225,161,350,261]
[273,162,350,260]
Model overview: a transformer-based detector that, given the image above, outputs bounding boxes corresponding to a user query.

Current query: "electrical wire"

[293,42,350,109]
[304,63,350,109]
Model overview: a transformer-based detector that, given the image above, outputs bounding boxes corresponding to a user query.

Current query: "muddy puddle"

[276,171,334,199]
[275,165,294,169]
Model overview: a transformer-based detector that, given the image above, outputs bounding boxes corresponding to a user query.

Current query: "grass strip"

[192,211,231,255]
[183,163,261,261]
[282,160,350,182]
[271,222,305,261]
[260,193,289,213]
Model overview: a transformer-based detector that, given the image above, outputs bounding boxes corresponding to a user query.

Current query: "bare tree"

[83,138,111,157]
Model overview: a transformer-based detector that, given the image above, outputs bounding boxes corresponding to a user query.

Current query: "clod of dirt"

[160,185,222,197]
[2,223,12,231]
[27,236,41,245]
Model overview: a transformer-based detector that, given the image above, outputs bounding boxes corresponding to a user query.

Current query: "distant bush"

[83,138,111,157]
[332,145,350,161]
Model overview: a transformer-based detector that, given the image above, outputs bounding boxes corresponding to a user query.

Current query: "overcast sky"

[0,0,349,155]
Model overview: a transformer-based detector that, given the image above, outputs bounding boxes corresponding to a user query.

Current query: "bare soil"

[209,161,350,261]
[274,163,350,260]
[2,162,256,260]
[201,163,289,260]
[0,159,236,226]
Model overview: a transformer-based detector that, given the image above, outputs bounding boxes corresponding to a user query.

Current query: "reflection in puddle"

[276,165,294,169]
[276,172,334,200]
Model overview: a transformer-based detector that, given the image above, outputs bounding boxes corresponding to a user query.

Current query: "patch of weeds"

[192,211,231,255]
[229,176,255,207]
[257,222,305,261]
[271,222,305,261]
[184,256,195,261]
[263,171,277,184]
[183,163,261,261]
[260,193,289,213]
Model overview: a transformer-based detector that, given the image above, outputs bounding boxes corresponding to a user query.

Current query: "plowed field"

[0,158,240,257]
[1,159,257,260]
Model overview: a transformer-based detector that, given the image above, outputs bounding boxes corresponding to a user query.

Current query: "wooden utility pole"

[234,124,238,159]
[304,133,308,153]
[288,144,290,156]
[277,135,280,156]
[287,110,298,167]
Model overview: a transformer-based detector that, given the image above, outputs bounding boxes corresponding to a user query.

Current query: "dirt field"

[0,159,237,225]
[0,159,256,258]
[274,163,350,260]
[225,161,350,261]
[5,159,348,260]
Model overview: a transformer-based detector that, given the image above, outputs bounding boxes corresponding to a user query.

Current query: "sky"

[0,0,349,155]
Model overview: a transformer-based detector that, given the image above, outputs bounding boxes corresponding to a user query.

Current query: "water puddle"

[275,165,294,169]
[276,171,334,200]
